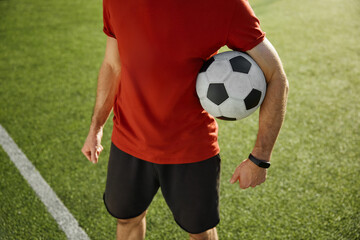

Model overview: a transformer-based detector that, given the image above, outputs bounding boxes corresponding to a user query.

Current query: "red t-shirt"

[103,0,265,164]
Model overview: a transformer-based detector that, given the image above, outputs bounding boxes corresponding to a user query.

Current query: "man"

[82,0,289,239]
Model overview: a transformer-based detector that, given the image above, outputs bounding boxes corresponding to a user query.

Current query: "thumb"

[230,166,240,184]
[81,146,91,161]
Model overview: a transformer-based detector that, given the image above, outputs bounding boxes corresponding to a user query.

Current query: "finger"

[239,173,251,189]
[257,177,265,185]
[239,179,250,189]
[96,145,103,161]
[240,182,251,189]
[97,145,104,153]
[96,148,102,158]
[237,174,242,188]
[91,148,97,164]
[250,175,265,188]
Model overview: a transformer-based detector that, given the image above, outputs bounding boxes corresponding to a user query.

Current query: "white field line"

[0,124,90,240]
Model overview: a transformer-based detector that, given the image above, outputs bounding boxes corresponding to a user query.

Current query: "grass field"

[0,0,359,239]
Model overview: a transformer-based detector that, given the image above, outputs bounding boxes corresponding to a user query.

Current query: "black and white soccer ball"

[196,51,267,120]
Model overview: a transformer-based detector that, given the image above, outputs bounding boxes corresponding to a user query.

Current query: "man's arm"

[230,38,289,188]
[81,36,121,164]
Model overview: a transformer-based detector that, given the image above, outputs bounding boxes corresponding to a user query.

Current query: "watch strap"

[248,154,270,168]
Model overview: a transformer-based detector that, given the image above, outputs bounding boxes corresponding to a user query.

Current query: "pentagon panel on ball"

[196,51,267,121]
[207,83,228,105]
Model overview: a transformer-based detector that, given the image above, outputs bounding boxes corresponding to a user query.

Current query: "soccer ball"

[196,51,267,120]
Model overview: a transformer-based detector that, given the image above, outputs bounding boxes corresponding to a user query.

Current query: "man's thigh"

[157,155,221,234]
[103,143,159,219]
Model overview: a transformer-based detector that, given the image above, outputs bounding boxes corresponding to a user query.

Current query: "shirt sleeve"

[103,0,116,38]
[226,0,265,51]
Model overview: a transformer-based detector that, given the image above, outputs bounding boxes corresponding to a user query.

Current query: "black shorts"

[103,143,221,234]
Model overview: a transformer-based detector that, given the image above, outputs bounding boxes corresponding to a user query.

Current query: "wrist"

[251,148,272,162]
[89,122,104,133]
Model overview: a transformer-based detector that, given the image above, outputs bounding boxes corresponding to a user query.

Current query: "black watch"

[248,154,270,168]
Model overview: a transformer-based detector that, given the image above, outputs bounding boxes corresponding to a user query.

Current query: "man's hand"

[81,127,104,164]
[230,158,267,189]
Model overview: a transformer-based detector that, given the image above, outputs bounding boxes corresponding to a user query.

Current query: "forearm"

[231,39,288,188]
[90,62,121,131]
[252,70,289,161]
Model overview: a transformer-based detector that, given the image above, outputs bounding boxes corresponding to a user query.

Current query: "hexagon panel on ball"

[199,98,222,117]
[214,51,241,61]
[219,98,247,120]
[224,73,253,101]
[196,73,210,99]
[206,60,232,83]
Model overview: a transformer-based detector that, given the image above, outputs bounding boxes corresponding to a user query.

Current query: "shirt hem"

[111,137,220,165]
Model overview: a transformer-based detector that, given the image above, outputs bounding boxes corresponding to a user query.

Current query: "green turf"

[0,148,66,239]
[0,0,359,239]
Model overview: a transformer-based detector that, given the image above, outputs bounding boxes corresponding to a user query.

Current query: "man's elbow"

[102,60,121,77]
[285,78,289,95]
[270,68,289,97]
[282,73,289,96]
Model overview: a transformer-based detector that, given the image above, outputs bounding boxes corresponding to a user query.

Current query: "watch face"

[259,161,270,168]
